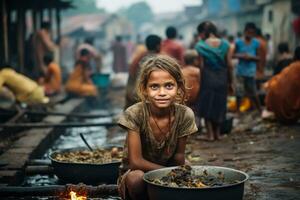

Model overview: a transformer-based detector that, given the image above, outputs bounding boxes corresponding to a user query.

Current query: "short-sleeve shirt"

[235,38,260,77]
[118,102,198,171]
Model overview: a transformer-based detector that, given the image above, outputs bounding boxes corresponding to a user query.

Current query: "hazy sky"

[96,0,202,14]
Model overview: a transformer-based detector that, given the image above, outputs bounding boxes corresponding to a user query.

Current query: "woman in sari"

[195,21,233,141]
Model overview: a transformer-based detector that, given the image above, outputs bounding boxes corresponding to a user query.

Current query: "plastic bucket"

[92,74,110,88]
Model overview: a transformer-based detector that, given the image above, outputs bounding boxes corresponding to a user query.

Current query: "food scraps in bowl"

[52,148,122,164]
[147,165,240,188]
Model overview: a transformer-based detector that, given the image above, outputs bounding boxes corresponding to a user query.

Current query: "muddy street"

[186,113,300,200]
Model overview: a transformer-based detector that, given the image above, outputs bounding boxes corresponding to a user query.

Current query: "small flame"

[70,191,87,200]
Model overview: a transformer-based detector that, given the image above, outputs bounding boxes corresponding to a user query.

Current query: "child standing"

[118,54,198,200]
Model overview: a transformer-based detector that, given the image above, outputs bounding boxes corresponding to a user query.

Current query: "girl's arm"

[168,136,187,166]
[127,130,164,172]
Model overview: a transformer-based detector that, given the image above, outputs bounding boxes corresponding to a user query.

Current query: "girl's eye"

[150,84,159,90]
[165,83,174,89]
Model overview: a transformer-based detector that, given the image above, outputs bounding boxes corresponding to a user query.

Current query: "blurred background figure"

[111,35,128,73]
[32,21,58,80]
[161,26,185,65]
[65,49,98,97]
[76,37,102,74]
[39,53,62,96]
[195,21,233,141]
[124,34,162,109]
[0,64,49,105]
[264,46,300,123]
[181,49,201,107]
[273,42,293,75]
[234,22,261,113]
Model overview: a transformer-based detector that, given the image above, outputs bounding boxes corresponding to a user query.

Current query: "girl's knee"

[126,170,144,187]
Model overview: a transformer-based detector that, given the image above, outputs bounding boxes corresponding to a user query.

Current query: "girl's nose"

[158,87,166,95]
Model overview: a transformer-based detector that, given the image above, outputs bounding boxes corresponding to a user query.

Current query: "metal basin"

[49,147,121,184]
[143,165,249,200]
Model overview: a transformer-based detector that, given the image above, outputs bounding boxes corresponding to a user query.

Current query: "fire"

[70,191,87,200]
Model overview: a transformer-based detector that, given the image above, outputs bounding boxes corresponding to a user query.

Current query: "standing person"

[39,53,62,96]
[111,35,128,73]
[65,49,98,97]
[264,46,300,123]
[125,34,162,109]
[195,21,233,141]
[33,21,57,80]
[234,22,262,113]
[117,55,198,200]
[76,37,102,73]
[161,26,185,64]
[273,42,293,75]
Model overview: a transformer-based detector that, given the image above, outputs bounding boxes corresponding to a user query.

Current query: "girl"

[195,21,233,141]
[118,54,198,200]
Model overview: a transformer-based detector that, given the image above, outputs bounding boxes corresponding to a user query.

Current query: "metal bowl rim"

[143,165,249,190]
[49,147,122,166]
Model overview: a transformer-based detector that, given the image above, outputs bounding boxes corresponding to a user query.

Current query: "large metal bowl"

[49,147,121,184]
[143,165,249,200]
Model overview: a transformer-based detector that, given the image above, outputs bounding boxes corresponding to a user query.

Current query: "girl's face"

[145,69,178,109]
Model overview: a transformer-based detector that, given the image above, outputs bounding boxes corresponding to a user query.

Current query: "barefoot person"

[195,21,233,141]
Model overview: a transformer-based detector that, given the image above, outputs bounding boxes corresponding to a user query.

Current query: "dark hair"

[84,37,94,45]
[244,22,257,32]
[166,26,177,39]
[80,48,90,57]
[228,35,235,43]
[184,50,198,65]
[294,46,300,60]
[256,28,263,36]
[278,42,289,54]
[197,21,218,39]
[43,53,54,65]
[145,34,161,51]
[41,21,51,30]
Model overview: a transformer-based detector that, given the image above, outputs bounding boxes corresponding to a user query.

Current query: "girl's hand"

[127,130,163,171]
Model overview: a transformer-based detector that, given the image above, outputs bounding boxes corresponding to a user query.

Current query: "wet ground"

[6,84,300,199]
[187,113,300,200]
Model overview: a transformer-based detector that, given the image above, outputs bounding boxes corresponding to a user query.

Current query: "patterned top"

[118,102,198,171]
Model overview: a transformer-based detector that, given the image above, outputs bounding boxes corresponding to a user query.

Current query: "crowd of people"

[115,21,299,200]
[0,18,299,200]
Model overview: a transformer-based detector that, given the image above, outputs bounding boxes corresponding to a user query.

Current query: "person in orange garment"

[264,46,300,123]
[39,53,62,96]
[65,49,98,97]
